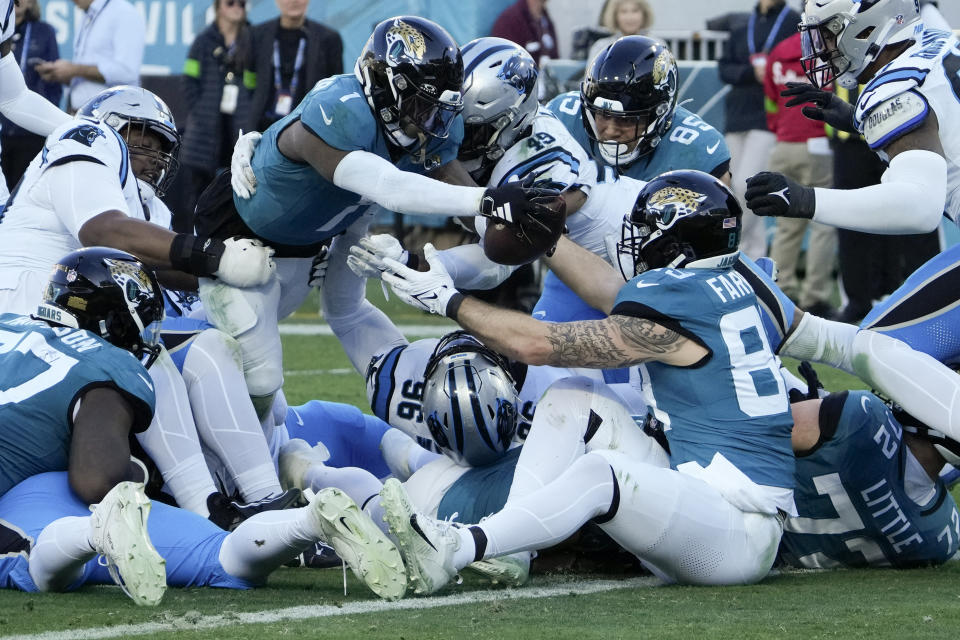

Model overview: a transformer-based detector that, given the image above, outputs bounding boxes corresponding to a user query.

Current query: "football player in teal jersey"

[782,382,959,569]
[357,170,796,593]
[535,36,730,348]
[0,247,162,504]
[209,16,559,434]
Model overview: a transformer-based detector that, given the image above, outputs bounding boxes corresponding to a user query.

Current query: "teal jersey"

[612,266,794,490]
[545,91,730,182]
[779,391,960,569]
[0,314,155,496]
[436,448,521,523]
[235,74,464,246]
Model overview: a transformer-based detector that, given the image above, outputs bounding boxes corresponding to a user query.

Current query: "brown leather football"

[482,194,567,266]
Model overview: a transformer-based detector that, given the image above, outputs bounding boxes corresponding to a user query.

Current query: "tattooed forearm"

[610,315,685,355]
[544,316,687,368]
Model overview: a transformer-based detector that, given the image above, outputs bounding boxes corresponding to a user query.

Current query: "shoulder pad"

[300,79,376,152]
[42,119,127,179]
[545,91,582,119]
[860,90,929,150]
[856,65,930,125]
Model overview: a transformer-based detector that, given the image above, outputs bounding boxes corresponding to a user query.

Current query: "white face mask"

[597,139,642,167]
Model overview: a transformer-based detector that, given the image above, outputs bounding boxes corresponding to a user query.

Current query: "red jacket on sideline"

[764,33,828,143]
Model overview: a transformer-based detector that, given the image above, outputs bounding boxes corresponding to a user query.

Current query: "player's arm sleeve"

[436,242,518,290]
[0,53,70,136]
[332,150,486,217]
[45,160,132,239]
[812,149,946,233]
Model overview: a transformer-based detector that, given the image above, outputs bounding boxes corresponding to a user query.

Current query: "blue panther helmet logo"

[60,124,106,148]
[497,54,538,97]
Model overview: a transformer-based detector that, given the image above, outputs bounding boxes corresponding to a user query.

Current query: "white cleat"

[305,487,406,601]
[89,482,166,607]
[379,478,460,595]
[466,552,531,587]
[279,438,331,492]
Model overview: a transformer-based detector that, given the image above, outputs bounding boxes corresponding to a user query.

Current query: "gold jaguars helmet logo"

[651,49,676,90]
[647,187,707,225]
[105,258,155,307]
[385,19,427,66]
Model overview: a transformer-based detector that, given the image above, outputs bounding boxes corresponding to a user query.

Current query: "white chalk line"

[1,577,657,640]
[279,323,452,337]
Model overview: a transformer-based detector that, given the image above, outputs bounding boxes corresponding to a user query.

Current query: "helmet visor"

[400,87,462,140]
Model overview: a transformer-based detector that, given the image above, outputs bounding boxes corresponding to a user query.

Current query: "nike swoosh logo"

[318,103,333,125]
[706,141,720,154]
[339,516,353,533]
[410,515,438,551]
[137,373,154,391]
[635,282,658,289]
[416,292,439,301]
[293,408,304,426]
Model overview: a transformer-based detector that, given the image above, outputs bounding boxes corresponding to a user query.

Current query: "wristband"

[169,233,225,277]
[445,292,466,320]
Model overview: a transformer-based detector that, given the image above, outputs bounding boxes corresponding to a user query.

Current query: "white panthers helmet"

[800,0,923,89]
[458,37,539,177]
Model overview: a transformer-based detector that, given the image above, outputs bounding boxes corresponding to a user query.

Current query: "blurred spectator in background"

[828,86,940,324]
[491,0,558,66]
[35,0,144,112]
[247,0,343,133]
[180,0,254,214]
[764,32,836,318]
[717,0,798,259]
[585,0,654,69]
[0,0,60,190]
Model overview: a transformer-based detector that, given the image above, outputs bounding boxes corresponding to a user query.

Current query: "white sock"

[303,465,383,507]
[137,350,218,516]
[853,329,960,441]
[28,516,95,592]
[474,452,614,567]
[380,429,441,480]
[217,506,321,583]
[182,329,282,502]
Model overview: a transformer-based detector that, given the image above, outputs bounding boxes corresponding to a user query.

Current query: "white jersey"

[566,174,646,263]
[0,0,14,45]
[474,107,597,242]
[365,337,573,448]
[0,117,144,312]
[854,28,960,225]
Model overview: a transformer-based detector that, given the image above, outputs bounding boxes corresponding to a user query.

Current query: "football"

[482,194,567,266]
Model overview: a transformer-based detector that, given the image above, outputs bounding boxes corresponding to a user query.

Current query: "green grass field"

[3,286,957,640]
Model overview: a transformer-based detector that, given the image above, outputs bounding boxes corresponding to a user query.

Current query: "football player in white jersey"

[0,0,74,201]
[0,86,280,522]
[743,1,960,452]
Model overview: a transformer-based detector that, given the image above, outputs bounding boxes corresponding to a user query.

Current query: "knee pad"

[245,357,284,399]
[198,279,261,338]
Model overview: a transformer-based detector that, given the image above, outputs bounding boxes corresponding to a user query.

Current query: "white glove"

[346,234,408,279]
[379,243,459,315]
[308,246,329,288]
[231,131,262,199]
[213,237,276,287]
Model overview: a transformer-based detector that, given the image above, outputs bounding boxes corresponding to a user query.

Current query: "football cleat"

[279,438,331,492]
[465,552,530,587]
[89,482,166,607]
[304,487,406,601]
[207,488,302,531]
[379,478,461,595]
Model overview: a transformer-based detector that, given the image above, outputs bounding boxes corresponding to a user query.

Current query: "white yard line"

[279,323,453,337]
[1,577,657,640]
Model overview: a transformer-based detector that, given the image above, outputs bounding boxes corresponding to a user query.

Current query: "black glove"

[781,82,857,134]
[787,361,824,404]
[479,176,564,243]
[745,172,816,219]
[169,233,226,277]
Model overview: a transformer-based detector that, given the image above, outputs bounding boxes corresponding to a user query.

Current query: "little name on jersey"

[705,270,753,304]
[6,316,101,353]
